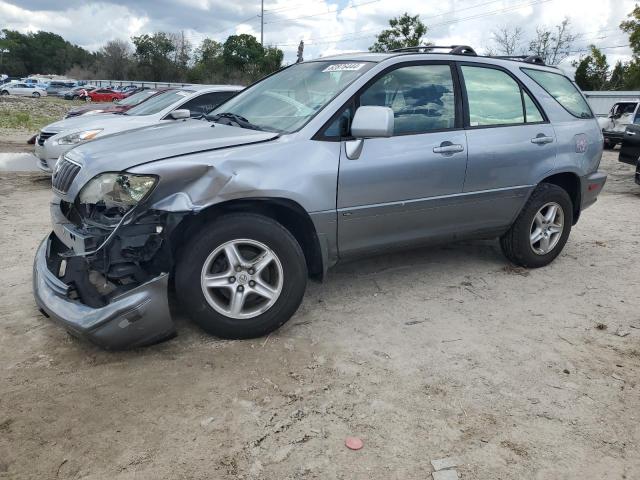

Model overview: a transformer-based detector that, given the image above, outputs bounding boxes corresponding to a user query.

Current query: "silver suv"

[33,46,607,349]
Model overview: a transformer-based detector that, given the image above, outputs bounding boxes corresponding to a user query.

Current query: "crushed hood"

[65,120,279,176]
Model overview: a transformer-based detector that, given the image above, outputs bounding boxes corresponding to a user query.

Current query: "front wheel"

[175,214,308,339]
[500,183,573,268]
[1,90,8,96]
[32,92,40,98]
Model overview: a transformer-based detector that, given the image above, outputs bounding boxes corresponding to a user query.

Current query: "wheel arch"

[538,171,581,224]
[171,197,326,281]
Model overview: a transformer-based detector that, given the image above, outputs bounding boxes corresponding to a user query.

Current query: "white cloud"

[1,0,636,65]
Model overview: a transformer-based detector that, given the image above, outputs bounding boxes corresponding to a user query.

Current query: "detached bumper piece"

[33,233,175,350]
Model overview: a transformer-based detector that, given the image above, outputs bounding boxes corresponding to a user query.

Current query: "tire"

[85,96,92,102]
[175,213,308,339]
[1,90,8,96]
[32,92,40,98]
[500,183,573,268]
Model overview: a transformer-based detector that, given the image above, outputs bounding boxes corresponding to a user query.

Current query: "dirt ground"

[0,151,639,480]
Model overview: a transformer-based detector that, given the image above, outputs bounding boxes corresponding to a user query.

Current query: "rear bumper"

[581,172,607,211]
[603,131,625,143]
[33,234,175,350]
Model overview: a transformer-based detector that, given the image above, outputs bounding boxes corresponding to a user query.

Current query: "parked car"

[1,82,47,97]
[35,85,241,172]
[32,47,607,349]
[617,124,640,184]
[597,100,640,149]
[64,89,164,118]
[0,76,21,85]
[46,81,75,96]
[60,85,87,100]
[82,88,127,102]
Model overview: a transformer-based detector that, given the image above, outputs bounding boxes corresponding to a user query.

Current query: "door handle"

[626,130,636,136]
[531,135,554,145]
[433,143,464,154]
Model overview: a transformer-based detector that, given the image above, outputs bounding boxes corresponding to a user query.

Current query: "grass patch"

[0,109,60,131]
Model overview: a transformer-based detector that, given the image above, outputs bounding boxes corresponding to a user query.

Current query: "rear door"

[458,63,557,231]
[619,124,640,165]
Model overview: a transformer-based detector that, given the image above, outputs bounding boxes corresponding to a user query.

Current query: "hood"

[68,104,125,116]
[42,113,161,135]
[65,120,279,175]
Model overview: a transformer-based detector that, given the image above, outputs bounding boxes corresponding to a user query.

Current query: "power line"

[275,0,555,47]
[264,0,381,25]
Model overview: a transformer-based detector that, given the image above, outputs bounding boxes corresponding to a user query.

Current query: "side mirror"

[346,106,394,160]
[351,106,394,138]
[169,109,190,120]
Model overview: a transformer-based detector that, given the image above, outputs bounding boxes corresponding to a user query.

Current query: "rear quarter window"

[522,68,593,119]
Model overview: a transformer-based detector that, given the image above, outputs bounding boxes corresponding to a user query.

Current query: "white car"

[1,82,47,98]
[35,85,242,173]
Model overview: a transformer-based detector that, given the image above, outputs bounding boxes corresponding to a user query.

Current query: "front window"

[125,89,194,116]
[208,61,375,133]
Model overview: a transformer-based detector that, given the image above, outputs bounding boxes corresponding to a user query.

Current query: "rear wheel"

[500,183,573,268]
[1,90,8,96]
[603,138,616,149]
[175,214,308,339]
[32,92,40,98]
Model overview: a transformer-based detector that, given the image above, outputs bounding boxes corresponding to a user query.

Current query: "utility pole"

[260,0,264,45]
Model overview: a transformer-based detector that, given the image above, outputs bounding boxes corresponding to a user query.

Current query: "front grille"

[37,131,56,146]
[52,158,81,194]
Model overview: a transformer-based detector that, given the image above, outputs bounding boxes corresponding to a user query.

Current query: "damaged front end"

[33,171,186,349]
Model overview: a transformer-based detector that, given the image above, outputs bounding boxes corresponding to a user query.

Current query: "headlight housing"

[56,129,103,145]
[78,173,157,222]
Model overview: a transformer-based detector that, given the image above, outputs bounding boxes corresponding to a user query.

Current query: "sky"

[0,0,637,71]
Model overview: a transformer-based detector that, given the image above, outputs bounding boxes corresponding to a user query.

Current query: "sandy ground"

[0,151,639,480]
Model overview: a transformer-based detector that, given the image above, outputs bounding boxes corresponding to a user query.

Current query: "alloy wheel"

[530,202,564,255]
[200,239,284,319]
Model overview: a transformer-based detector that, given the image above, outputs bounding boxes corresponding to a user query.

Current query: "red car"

[81,88,127,103]
[64,89,164,118]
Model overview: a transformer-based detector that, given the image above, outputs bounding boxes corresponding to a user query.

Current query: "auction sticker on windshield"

[322,63,366,73]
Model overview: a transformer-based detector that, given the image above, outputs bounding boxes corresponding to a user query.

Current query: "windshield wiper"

[205,112,265,131]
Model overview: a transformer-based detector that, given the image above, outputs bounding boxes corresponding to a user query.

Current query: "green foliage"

[621,5,640,57]
[132,32,176,81]
[573,46,609,91]
[369,13,427,52]
[0,29,95,77]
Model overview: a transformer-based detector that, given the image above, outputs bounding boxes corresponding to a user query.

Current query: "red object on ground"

[345,437,363,450]
[85,88,127,102]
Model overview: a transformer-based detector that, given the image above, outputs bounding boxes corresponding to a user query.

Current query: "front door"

[337,62,469,257]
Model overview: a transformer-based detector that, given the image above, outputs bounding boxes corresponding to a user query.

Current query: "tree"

[573,45,609,91]
[621,4,640,57]
[489,26,525,56]
[369,13,427,52]
[608,61,628,90]
[98,39,131,79]
[132,32,175,81]
[529,18,577,65]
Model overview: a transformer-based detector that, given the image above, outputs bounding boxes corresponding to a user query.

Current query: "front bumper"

[33,233,175,350]
[34,140,69,173]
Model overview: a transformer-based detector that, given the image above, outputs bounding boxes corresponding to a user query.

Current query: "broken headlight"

[77,173,157,223]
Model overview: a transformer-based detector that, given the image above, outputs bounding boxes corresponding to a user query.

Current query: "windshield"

[116,90,158,106]
[125,89,193,116]
[208,61,375,133]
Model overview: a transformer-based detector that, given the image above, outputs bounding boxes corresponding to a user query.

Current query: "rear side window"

[461,65,544,126]
[522,68,593,119]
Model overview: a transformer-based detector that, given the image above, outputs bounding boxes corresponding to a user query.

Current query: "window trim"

[456,62,549,130]
[314,60,464,141]
[521,67,594,120]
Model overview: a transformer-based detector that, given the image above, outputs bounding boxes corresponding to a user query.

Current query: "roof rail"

[391,45,477,56]
[493,55,547,65]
